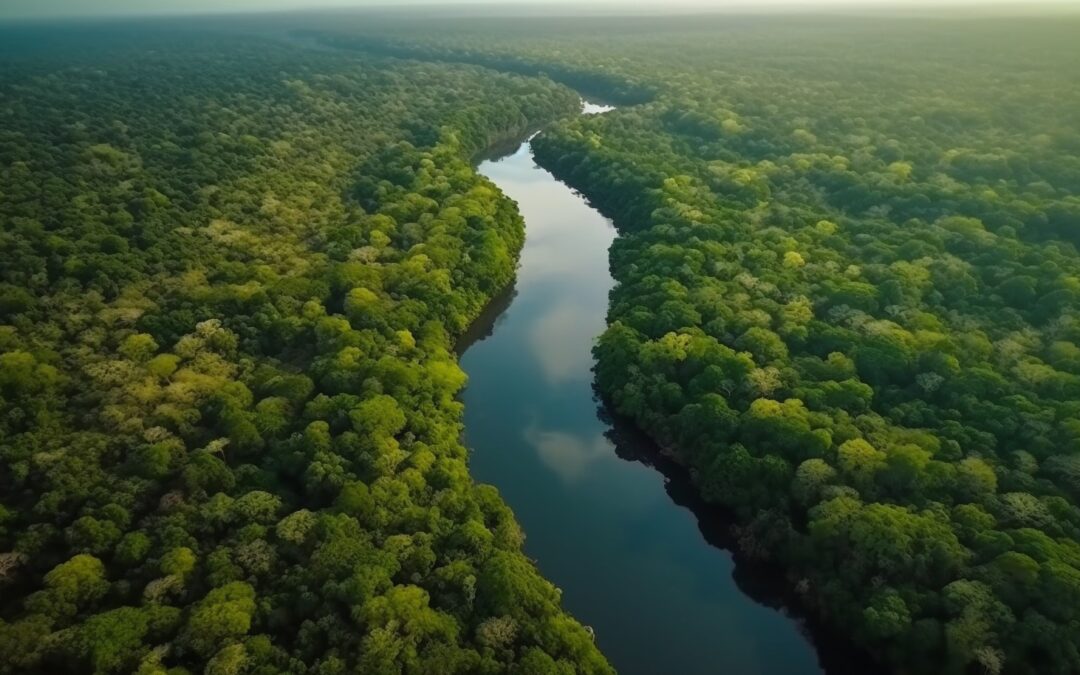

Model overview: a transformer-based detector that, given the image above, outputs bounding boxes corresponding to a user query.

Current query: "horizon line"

[2,1,1080,23]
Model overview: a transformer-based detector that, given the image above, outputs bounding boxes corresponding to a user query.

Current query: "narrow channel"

[458,101,837,675]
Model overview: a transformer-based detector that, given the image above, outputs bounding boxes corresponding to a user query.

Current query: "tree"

[26,555,109,619]
[183,582,257,657]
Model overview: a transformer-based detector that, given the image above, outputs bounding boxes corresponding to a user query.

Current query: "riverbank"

[458,109,847,675]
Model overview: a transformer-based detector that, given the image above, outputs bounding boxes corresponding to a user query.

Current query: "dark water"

[458,102,855,675]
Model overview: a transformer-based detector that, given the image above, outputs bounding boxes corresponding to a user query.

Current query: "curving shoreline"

[456,101,852,675]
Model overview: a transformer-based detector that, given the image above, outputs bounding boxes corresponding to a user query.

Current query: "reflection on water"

[460,110,866,675]
[527,302,597,384]
[525,424,611,484]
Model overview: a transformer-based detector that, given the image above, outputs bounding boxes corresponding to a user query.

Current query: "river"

[458,101,849,675]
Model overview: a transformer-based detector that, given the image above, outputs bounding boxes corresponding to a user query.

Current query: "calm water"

[459,102,845,675]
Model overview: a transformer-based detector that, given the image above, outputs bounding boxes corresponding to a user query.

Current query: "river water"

[456,101,852,675]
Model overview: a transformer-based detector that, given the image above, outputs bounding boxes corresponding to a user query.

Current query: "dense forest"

[308,13,1080,675]
[0,24,613,674]
[4,10,1080,675]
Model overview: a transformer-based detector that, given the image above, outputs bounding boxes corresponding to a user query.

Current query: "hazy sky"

[2,0,1077,19]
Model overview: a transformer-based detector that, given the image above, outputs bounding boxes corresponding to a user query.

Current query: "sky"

[1,0,1077,20]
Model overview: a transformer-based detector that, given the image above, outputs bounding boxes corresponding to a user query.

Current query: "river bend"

[460,101,830,675]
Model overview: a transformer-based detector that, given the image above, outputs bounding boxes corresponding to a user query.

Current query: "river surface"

[458,102,843,675]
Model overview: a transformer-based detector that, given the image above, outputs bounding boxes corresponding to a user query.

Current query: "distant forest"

[2,11,1080,675]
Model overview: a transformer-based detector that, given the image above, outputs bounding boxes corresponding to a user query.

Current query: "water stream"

[458,101,843,675]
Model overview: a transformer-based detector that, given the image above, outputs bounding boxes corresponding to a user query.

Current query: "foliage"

[335,13,1080,674]
[0,24,608,674]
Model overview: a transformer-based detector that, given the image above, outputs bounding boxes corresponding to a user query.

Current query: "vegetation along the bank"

[3,10,1080,675]
[330,14,1080,675]
[0,25,612,675]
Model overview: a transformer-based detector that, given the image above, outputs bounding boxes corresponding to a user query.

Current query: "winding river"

[458,102,848,675]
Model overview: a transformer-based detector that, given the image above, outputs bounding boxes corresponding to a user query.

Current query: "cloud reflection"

[524,423,612,484]
[527,301,598,385]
